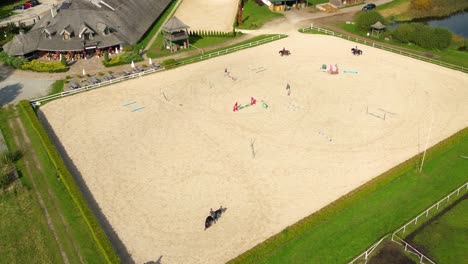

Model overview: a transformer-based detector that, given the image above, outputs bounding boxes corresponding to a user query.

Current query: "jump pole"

[419,113,434,173]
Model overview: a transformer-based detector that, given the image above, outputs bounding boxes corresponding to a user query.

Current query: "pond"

[388,12,468,38]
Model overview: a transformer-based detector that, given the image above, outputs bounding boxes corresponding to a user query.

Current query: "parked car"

[13,4,24,10]
[362,3,376,11]
[27,0,40,6]
[69,82,81,89]
[23,2,32,8]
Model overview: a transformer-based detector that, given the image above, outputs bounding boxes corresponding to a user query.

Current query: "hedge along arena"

[39,34,468,263]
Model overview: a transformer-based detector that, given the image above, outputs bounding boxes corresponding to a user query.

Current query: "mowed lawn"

[408,195,468,263]
[229,129,468,263]
[236,0,283,29]
[0,106,108,263]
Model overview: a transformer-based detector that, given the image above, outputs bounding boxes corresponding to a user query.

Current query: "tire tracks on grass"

[8,113,71,264]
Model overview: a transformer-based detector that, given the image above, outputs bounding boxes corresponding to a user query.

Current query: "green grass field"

[237,0,283,30]
[0,106,109,263]
[0,0,27,19]
[407,195,468,263]
[229,128,468,263]
[147,34,239,59]
[49,80,64,95]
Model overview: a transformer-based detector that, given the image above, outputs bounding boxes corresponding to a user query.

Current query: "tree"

[60,53,67,66]
[103,50,109,62]
[354,11,386,32]
[411,0,432,11]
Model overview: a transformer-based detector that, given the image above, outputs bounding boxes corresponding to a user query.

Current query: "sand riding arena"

[40,34,468,263]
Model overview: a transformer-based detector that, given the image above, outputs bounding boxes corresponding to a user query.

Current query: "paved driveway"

[0,65,53,107]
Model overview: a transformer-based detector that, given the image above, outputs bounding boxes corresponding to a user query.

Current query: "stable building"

[2,0,172,56]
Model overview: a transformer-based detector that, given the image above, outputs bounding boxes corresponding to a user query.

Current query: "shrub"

[18,100,120,263]
[0,51,27,68]
[162,58,177,69]
[20,60,69,73]
[60,53,67,66]
[103,51,143,67]
[391,23,452,49]
[410,0,432,11]
[354,10,386,32]
[103,50,109,63]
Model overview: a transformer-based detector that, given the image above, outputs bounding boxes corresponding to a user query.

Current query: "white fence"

[349,182,467,263]
[30,34,287,106]
[348,235,388,264]
[175,34,287,66]
[393,182,467,236]
[300,26,467,74]
[30,67,164,105]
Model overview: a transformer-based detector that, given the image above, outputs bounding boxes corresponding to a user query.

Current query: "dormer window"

[42,28,56,39]
[60,25,74,40]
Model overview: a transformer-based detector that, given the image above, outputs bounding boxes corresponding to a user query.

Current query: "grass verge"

[0,106,63,263]
[49,80,64,95]
[228,128,468,263]
[147,34,241,59]
[18,101,119,263]
[236,0,283,30]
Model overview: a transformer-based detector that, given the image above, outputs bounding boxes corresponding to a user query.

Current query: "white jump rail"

[300,26,467,74]
[30,34,287,106]
[348,235,388,264]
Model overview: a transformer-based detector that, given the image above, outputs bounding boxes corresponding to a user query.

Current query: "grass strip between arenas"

[18,100,120,263]
[0,107,63,263]
[229,128,468,263]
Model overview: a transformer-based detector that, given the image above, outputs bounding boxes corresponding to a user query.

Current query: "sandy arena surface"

[174,0,239,32]
[40,33,468,263]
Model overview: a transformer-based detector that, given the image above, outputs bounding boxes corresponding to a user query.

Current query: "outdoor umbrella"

[131,61,135,68]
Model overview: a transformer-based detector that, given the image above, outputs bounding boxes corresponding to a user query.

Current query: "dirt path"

[6,109,87,264]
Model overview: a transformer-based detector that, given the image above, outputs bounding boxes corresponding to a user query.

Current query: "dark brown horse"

[204,206,227,230]
[351,47,363,55]
[279,48,291,56]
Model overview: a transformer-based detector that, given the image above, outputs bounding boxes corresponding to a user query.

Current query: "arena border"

[228,127,468,264]
[299,25,468,74]
[18,100,121,264]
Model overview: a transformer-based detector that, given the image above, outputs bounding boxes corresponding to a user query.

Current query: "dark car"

[27,0,40,6]
[362,3,376,11]
[13,4,24,10]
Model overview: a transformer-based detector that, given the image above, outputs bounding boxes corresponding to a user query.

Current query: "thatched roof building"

[3,0,172,56]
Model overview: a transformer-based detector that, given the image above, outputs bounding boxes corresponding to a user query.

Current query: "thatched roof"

[3,0,172,56]
[162,17,189,33]
[371,21,386,30]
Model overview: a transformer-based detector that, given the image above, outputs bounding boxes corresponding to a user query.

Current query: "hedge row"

[0,51,69,72]
[21,60,69,73]
[103,51,144,67]
[188,29,237,38]
[391,23,452,50]
[18,100,120,264]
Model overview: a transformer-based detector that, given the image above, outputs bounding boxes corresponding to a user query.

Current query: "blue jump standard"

[131,107,145,112]
[122,101,136,107]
